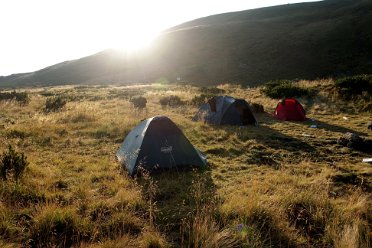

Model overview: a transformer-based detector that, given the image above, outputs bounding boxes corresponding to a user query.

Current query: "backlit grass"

[0,82,371,247]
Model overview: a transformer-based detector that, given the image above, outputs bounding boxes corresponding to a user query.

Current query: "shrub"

[200,86,225,95]
[190,94,209,106]
[0,91,30,105]
[334,75,372,99]
[159,95,184,107]
[7,129,27,139]
[14,92,30,105]
[130,96,147,109]
[44,96,66,112]
[0,145,28,182]
[261,80,310,99]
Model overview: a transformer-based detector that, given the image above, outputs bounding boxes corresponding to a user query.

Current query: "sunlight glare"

[102,1,161,53]
[112,30,159,53]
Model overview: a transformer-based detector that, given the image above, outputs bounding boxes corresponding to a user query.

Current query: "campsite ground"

[0,82,371,247]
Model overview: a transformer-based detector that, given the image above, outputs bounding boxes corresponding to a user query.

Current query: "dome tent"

[116,116,207,176]
[193,95,257,126]
[274,98,306,121]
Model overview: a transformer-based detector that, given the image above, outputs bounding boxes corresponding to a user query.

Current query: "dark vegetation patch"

[0,91,30,105]
[44,96,67,113]
[129,96,147,109]
[330,173,371,193]
[261,80,313,99]
[159,95,184,107]
[200,86,225,95]
[246,149,280,168]
[331,173,361,186]
[190,87,226,106]
[334,74,372,100]
[324,74,372,113]
[0,145,28,182]
[190,94,209,106]
[6,129,28,139]
[337,132,372,152]
[53,180,69,190]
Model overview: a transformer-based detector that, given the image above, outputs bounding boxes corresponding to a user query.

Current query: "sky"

[0,0,319,76]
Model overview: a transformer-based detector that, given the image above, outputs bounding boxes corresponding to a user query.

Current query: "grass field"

[0,81,371,247]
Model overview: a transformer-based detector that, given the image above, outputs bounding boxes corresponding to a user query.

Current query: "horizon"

[0,0,320,76]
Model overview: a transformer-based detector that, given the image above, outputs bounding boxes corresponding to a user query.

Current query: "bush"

[0,91,30,105]
[129,96,147,109]
[7,129,27,139]
[261,80,310,99]
[200,87,225,95]
[159,95,184,107]
[44,96,66,112]
[0,145,28,182]
[334,75,372,99]
[14,92,30,105]
[190,94,208,106]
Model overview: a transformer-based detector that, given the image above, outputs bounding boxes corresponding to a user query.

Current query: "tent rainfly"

[116,116,207,176]
[274,98,306,121]
[193,95,257,126]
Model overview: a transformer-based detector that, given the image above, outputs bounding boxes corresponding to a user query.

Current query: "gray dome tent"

[193,96,257,125]
[116,116,207,176]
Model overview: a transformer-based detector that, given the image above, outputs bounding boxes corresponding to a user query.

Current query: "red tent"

[274,98,306,121]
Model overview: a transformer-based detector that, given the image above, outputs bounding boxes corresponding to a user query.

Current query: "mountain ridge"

[1,0,371,87]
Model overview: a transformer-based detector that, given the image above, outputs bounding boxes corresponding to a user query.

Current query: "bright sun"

[106,20,160,53]
[76,1,164,54]
[114,31,158,52]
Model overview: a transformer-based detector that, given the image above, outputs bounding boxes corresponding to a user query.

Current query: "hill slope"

[1,0,371,87]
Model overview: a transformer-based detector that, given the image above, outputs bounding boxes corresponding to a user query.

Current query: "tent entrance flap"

[208,98,217,112]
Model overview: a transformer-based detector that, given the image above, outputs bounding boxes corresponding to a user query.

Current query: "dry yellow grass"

[0,82,371,247]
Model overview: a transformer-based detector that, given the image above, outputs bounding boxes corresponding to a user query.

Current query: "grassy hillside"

[0,80,371,247]
[1,0,371,87]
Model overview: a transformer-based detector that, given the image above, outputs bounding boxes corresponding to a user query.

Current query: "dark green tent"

[116,116,207,176]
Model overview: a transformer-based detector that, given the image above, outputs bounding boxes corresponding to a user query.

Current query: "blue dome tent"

[116,116,207,176]
[193,96,257,126]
